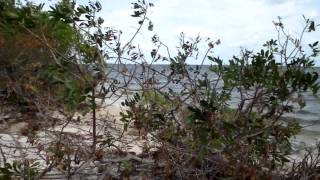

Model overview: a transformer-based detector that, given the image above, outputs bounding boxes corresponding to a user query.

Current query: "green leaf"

[98,17,104,24]
[77,6,87,13]
[5,11,19,19]
[148,21,153,31]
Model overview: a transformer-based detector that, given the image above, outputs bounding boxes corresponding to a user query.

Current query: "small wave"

[300,129,320,136]
[283,112,319,122]
[295,109,319,115]
[300,119,320,125]
[281,116,320,125]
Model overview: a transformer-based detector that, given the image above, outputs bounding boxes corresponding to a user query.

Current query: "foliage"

[1,0,320,179]
[0,0,102,112]
[286,142,320,179]
[120,14,320,178]
[0,160,40,180]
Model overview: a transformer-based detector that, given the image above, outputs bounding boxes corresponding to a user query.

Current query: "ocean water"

[106,64,320,145]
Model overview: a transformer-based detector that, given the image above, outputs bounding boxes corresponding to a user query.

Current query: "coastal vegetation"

[0,0,319,179]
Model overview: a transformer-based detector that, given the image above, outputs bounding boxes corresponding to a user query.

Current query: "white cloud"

[310,10,319,18]
[173,26,216,37]
[145,0,320,64]
[29,0,320,65]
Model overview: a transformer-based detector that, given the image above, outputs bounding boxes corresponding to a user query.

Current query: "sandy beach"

[0,100,163,179]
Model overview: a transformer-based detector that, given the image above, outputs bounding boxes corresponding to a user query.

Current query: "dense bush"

[0,0,319,179]
[0,0,103,112]
[120,17,320,179]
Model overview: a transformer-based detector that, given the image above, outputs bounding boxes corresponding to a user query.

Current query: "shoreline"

[0,99,319,178]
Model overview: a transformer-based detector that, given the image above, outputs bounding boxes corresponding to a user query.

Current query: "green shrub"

[120,16,320,178]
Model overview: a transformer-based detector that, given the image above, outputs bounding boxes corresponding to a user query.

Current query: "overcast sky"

[36,0,320,65]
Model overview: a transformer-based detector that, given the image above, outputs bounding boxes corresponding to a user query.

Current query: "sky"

[33,0,320,65]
